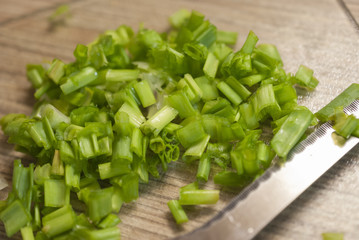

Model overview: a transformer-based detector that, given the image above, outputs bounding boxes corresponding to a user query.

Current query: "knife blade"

[176,100,359,240]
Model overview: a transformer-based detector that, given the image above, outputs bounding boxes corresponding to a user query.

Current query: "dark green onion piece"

[98,162,131,180]
[149,136,166,153]
[183,134,210,162]
[179,189,219,205]
[167,200,188,224]
[213,171,249,187]
[315,83,359,122]
[166,90,196,119]
[131,127,143,157]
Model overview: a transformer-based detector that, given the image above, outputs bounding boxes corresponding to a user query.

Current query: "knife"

[176,99,359,240]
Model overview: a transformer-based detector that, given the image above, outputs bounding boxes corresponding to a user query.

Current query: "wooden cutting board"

[0,0,358,239]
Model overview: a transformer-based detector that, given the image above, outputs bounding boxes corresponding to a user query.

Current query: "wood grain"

[0,0,359,239]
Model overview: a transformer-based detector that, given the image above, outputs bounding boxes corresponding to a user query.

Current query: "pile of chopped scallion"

[1,9,357,240]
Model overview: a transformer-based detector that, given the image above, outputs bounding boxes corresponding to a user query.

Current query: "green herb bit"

[167,90,196,119]
[217,81,242,106]
[180,182,199,193]
[240,30,258,54]
[42,205,76,237]
[216,30,238,45]
[315,83,359,122]
[167,200,188,224]
[44,179,70,207]
[141,105,178,136]
[214,171,250,187]
[12,159,34,211]
[294,65,318,89]
[203,52,219,79]
[271,108,314,158]
[0,200,32,237]
[179,189,219,205]
[134,79,156,108]
[60,67,98,95]
[20,226,35,240]
[183,134,210,163]
[194,76,219,101]
[27,68,43,89]
[47,59,65,84]
[149,136,166,154]
[88,187,114,222]
[169,9,190,28]
[177,120,206,149]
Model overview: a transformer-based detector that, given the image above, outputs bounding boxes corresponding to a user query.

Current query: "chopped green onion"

[149,136,166,153]
[179,189,219,205]
[133,80,156,107]
[315,83,359,122]
[88,187,113,222]
[177,120,206,148]
[196,153,211,182]
[44,179,70,207]
[213,171,249,187]
[60,67,98,95]
[166,90,196,119]
[98,213,121,229]
[169,9,191,28]
[0,200,32,237]
[216,30,238,45]
[183,134,210,162]
[141,105,178,136]
[21,226,35,240]
[271,108,314,158]
[240,30,258,54]
[47,59,65,84]
[42,205,76,237]
[217,81,242,106]
[294,65,318,89]
[167,200,188,224]
[203,52,219,79]
[131,127,143,157]
[194,76,219,101]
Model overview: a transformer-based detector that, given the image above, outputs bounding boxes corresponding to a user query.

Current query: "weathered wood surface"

[0,0,358,239]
